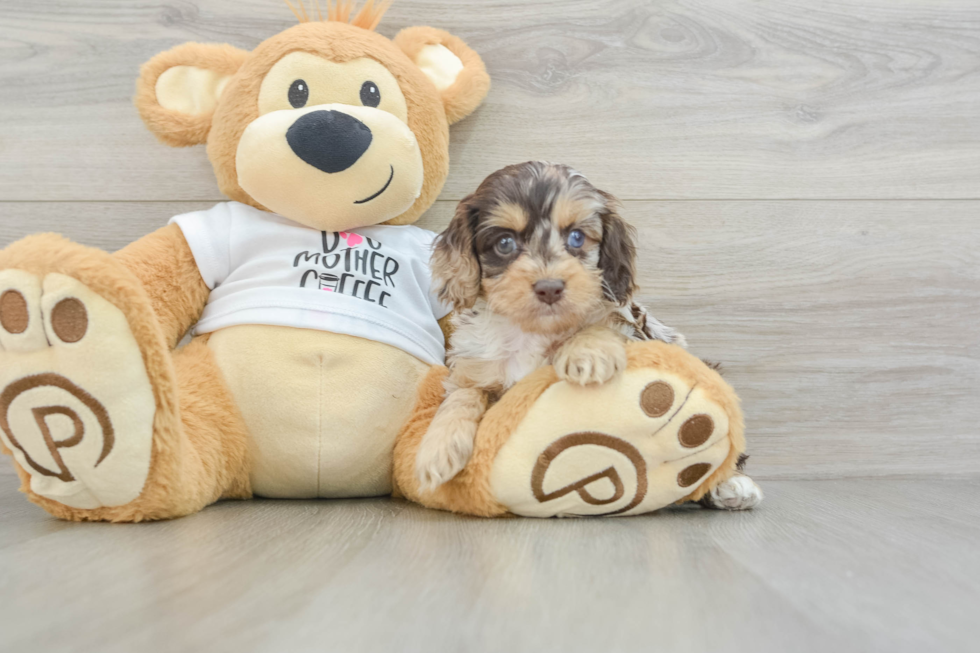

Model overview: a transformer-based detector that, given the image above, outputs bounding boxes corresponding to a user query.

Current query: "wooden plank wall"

[1,0,978,479]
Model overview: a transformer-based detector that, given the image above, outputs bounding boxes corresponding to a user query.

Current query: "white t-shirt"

[170,202,450,366]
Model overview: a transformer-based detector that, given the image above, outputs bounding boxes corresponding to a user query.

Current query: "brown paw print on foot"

[0,270,155,509]
[489,358,736,517]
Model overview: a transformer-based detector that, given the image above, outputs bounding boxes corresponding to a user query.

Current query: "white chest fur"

[449,305,567,390]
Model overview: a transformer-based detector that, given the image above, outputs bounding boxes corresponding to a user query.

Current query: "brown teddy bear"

[0,2,747,521]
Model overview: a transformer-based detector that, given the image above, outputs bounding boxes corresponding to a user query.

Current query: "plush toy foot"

[0,266,156,510]
[489,347,742,517]
[395,341,747,518]
[700,474,763,511]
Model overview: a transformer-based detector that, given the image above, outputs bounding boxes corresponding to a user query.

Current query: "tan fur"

[482,255,604,335]
[553,194,603,231]
[486,202,528,232]
[113,224,210,349]
[135,43,248,147]
[437,313,455,345]
[0,236,251,521]
[171,337,253,504]
[204,22,450,227]
[394,26,490,125]
[135,18,489,227]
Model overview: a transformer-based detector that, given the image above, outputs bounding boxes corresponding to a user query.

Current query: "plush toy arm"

[113,224,210,349]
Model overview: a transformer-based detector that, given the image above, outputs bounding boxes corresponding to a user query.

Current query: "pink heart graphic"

[339,231,364,247]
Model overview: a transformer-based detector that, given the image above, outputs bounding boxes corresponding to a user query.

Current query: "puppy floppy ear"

[432,195,482,309]
[135,42,248,147]
[597,191,638,305]
[395,26,490,124]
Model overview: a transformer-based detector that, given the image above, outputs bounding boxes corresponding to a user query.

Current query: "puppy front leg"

[415,378,489,492]
[553,325,628,386]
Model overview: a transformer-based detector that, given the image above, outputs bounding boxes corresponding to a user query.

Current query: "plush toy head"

[135,1,490,232]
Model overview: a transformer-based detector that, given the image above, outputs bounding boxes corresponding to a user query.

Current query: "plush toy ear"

[134,43,248,147]
[394,27,490,125]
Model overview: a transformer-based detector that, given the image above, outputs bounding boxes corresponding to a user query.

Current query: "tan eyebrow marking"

[552,192,604,230]
[485,202,528,232]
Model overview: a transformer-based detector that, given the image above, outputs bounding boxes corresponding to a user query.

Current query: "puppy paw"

[554,331,627,386]
[703,474,764,511]
[415,420,477,493]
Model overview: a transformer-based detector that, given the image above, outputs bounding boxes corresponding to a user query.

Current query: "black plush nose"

[533,279,566,305]
[286,110,373,174]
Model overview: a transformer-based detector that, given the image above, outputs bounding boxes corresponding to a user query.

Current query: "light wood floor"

[1,1,979,650]
[1,471,978,653]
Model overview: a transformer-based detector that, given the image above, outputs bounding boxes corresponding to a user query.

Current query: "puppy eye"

[567,229,586,249]
[495,234,517,256]
[288,79,309,108]
[360,81,381,108]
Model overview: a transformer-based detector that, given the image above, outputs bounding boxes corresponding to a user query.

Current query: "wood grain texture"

[1,0,980,201]
[0,478,978,653]
[2,199,978,480]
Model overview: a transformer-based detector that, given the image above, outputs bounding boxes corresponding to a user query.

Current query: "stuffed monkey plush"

[0,3,746,521]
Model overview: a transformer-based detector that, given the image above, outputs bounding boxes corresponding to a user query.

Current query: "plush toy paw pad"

[489,364,735,517]
[640,380,674,417]
[679,414,714,448]
[677,462,712,488]
[0,271,47,352]
[0,288,28,333]
[0,271,155,509]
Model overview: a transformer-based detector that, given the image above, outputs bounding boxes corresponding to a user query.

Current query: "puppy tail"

[624,302,687,348]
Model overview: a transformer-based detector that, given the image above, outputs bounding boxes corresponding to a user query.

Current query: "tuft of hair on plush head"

[283,0,393,31]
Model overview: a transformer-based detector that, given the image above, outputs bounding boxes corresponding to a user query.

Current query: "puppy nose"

[286,110,373,174]
[533,279,566,305]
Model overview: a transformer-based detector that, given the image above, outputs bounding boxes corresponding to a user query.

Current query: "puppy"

[415,161,686,491]
[417,162,764,510]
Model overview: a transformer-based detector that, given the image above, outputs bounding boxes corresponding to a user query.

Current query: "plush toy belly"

[208,325,430,498]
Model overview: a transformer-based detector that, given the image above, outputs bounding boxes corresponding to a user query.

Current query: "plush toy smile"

[236,101,424,232]
[355,164,395,204]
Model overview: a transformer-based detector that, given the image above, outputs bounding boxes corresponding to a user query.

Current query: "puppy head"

[432,161,637,334]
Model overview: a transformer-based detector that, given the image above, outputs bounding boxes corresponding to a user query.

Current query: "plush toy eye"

[567,229,586,249]
[360,81,381,108]
[288,79,309,108]
[495,234,517,256]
